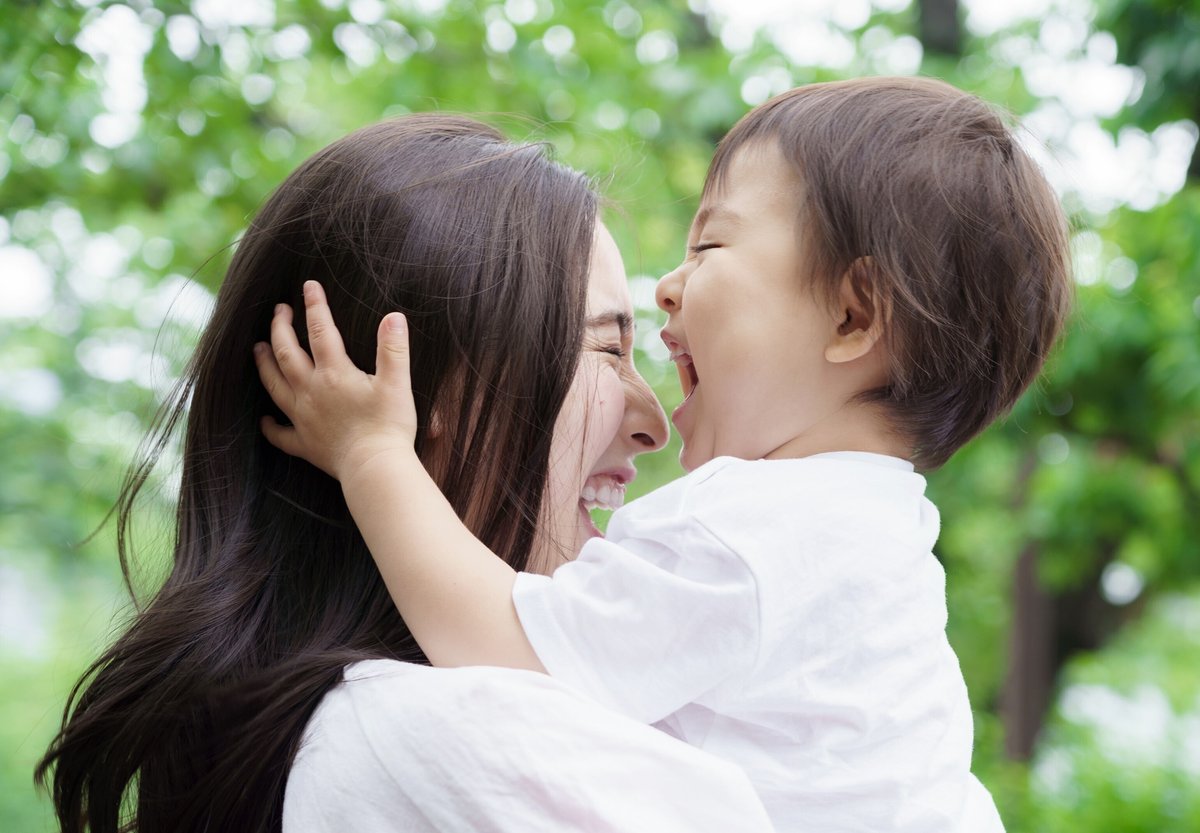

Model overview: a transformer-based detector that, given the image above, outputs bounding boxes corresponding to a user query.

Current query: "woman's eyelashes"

[583,335,627,362]
[586,325,629,362]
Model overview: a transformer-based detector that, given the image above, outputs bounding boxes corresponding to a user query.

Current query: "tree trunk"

[917,0,962,57]
[1001,544,1055,760]
[1002,541,1126,760]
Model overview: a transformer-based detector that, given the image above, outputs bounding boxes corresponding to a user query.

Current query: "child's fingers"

[270,301,314,384]
[302,280,350,369]
[260,414,303,458]
[254,341,295,416]
[375,312,413,397]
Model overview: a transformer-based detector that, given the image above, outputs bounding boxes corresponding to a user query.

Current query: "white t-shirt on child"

[513,452,1005,833]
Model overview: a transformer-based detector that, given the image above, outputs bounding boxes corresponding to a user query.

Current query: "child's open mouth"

[671,349,700,400]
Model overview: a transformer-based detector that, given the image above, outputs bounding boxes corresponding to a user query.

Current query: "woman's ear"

[427,406,445,440]
[426,368,466,441]
[825,257,886,364]
[419,403,452,488]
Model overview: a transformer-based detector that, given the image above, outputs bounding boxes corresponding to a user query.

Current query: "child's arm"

[253,280,545,672]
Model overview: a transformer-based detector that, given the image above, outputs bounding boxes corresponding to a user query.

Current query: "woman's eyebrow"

[586,310,632,337]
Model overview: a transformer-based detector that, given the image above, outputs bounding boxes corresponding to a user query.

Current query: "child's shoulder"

[694,450,918,494]
[620,452,924,529]
[615,456,760,520]
[607,453,937,583]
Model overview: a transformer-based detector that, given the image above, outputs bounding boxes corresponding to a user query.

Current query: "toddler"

[256,77,1071,831]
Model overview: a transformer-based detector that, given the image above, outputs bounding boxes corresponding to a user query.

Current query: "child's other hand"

[254,280,418,483]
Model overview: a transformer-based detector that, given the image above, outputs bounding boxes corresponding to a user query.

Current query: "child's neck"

[762,404,909,463]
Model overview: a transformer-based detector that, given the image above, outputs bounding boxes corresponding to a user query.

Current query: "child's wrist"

[339,441,422,490]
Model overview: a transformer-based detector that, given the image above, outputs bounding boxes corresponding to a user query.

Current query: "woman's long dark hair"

[36,115,598,832]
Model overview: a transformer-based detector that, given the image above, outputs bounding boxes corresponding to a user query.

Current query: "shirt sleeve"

[283,661,775,833]
[511,518,761,725]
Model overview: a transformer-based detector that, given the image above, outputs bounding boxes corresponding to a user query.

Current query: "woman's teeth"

[581,480,625,511]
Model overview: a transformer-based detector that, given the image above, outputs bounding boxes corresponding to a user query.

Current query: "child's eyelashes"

[689,242,721,255]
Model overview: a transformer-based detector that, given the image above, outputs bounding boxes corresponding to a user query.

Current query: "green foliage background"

[2,0,1198,830]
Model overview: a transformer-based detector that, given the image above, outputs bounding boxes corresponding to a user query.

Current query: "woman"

[38,115,772,832]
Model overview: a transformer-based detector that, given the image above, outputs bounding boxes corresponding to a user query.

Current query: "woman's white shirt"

[283,659,775,833]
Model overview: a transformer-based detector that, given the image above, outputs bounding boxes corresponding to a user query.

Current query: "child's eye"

[689,242,720,255]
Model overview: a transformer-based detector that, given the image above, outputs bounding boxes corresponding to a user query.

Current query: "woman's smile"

[581,471,630,512]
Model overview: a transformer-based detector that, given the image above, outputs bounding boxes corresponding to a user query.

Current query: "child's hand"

[254,280,418,483]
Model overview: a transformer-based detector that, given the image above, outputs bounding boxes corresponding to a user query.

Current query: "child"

[256,77,1071,831]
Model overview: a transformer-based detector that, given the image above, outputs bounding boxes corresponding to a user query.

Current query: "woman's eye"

[603,346,627,359]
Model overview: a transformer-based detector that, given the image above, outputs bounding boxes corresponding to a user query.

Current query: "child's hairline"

[701,127,850,316]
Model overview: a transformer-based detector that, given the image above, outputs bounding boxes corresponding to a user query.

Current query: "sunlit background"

[2,0,1199,829]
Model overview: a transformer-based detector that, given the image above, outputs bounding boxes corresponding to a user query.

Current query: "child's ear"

[825,257,886,364]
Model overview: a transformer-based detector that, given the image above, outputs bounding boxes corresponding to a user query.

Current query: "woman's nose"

[624,365,669,452]
[655,264,684,313]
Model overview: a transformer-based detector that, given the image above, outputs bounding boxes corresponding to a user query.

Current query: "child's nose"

[655,264,684,312]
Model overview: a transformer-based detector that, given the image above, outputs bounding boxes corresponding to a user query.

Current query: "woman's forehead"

[587,224,633,317]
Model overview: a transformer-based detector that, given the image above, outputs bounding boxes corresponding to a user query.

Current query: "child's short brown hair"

[707,76,1072,469]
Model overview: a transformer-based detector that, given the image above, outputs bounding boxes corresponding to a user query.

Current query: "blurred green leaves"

[3,1,1199,830]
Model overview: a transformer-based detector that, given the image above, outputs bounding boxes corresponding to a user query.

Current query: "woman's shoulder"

[336,657,439,698]
[284,660,776,833]
[310,660,558,731]
[326,658,584,720]
[285,661,566,832]
[297,660,562,760]
[297,659,425,744]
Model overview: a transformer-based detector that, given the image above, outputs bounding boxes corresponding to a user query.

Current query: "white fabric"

[283,659,775,833]
[513,453,1005,832]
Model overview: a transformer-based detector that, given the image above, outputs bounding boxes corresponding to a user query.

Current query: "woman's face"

[531,224,669,574]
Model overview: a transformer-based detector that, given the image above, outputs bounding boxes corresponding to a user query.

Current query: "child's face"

[655,143,852,471]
